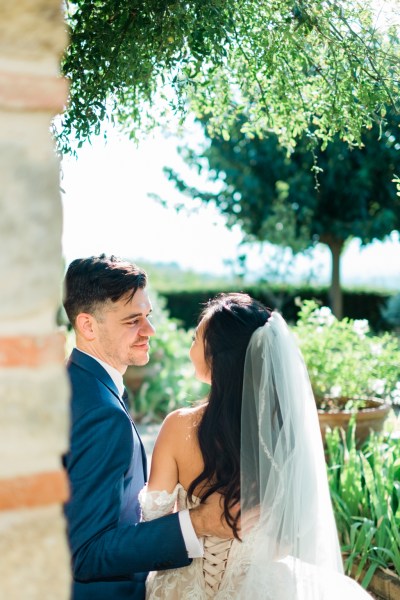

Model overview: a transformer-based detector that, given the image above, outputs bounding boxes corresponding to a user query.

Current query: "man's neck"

[76,348,125,397]
[75,339,126,374]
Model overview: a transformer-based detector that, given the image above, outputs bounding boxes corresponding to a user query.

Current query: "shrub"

[293,300,400,411]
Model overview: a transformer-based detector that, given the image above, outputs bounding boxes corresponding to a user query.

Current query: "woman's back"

[139,405,247,599]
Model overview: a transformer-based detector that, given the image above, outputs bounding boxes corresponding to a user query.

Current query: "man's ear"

[75,313,96,341]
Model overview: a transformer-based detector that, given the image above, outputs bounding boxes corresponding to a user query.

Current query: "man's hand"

[189,492,240,539]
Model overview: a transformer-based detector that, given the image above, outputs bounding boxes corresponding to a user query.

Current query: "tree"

[162,110,400,318]
[58,0,400,154]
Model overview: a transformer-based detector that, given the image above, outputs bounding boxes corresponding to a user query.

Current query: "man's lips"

[133,342,149,350]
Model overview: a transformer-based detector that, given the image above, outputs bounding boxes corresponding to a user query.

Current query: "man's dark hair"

[63,254,147,327]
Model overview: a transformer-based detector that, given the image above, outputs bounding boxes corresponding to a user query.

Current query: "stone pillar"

[0,1,71,598]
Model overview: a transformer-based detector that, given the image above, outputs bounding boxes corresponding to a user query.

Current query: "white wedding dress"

[139,483,372,600]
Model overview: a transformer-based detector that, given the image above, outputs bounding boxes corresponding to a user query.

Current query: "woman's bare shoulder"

[157,402,207,449]
[157,404,206,486]
[164,402,207,427]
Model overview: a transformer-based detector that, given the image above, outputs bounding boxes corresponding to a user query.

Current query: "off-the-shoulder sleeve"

[139,483,183,521]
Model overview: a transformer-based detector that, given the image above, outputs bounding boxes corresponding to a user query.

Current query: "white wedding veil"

[238,312,371,599]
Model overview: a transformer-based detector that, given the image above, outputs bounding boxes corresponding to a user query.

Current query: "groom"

[62,254,228,599]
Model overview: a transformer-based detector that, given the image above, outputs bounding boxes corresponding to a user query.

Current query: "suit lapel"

[68,349,148,479]
[69,348,120,397]
[120,389,148,479]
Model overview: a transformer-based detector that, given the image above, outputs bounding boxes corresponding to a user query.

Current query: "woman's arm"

[140,410,187,523]
[147,410,182,493]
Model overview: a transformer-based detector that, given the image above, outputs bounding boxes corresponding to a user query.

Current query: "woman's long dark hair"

[187,292,271,538]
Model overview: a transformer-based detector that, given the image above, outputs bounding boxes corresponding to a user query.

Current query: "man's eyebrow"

[120,312,142,321]
[120,308,153,321]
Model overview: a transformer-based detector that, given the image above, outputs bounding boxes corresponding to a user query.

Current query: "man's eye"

[127,320,139,326]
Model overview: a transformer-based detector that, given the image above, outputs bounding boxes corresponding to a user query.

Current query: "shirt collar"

[77,349,125,398]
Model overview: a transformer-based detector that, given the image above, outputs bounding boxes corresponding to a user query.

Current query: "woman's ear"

[75,313,96,341]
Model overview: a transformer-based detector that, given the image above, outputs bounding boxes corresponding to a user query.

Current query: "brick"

[0,470,69,510]
[0,331,66,367]
[0,70,68,111]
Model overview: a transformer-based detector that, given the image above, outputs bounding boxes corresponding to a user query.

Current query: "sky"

[60,123,400,290]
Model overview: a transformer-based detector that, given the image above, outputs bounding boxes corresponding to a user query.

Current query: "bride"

[139,292,373,599]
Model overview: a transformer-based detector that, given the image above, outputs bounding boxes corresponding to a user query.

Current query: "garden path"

[137,422,161,464]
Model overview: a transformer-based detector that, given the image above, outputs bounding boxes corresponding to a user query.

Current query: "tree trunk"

[320,235,345,319]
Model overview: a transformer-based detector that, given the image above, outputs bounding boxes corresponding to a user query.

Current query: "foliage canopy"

[59,0,400,153]
[163,109,400,246]
[160,108,400,316]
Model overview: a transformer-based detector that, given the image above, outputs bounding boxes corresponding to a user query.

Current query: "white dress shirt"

[77,349,203,558]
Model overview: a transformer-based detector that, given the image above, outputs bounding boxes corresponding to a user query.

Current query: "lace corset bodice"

[139,484,249,599]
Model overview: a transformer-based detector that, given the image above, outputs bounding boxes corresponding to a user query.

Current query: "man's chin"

[130,354,150,367]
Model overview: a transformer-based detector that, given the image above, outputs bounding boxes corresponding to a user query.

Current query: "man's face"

[92,287,155,373]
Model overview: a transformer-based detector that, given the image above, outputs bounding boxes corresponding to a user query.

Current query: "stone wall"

[0,1,71,598]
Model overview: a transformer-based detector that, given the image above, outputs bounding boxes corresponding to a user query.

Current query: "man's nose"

[142,318,156,336]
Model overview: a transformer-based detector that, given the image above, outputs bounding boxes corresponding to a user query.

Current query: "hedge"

[159,285,393,332]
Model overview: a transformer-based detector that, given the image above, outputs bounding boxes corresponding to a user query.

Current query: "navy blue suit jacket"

[63,349,191,599]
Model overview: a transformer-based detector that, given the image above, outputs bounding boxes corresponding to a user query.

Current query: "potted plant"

[292,300,400,444]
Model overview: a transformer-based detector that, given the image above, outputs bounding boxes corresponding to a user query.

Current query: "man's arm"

[65,404,190,581]
[73,513,190,580]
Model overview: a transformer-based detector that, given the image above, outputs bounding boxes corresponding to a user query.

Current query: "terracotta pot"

[318,399,392,446]
[124,364,161,393]
[349,560,400,600]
